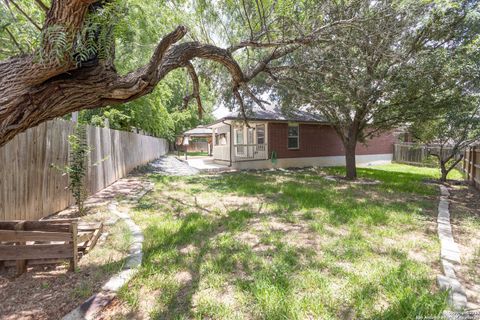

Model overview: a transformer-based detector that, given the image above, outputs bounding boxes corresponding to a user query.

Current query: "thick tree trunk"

[0,0,339,147]
[0,29,246,147]
[345,141,357,180]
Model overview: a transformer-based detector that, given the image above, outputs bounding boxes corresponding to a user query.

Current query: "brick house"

[209,106,396,170]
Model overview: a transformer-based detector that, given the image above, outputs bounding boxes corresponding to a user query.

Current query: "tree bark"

[439,154,463,182]
[341,120,361,180]
[0,0,342,147]
[345,140,357,180]
[439,159,448,182]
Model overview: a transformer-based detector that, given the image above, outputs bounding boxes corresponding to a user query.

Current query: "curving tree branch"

[0,0,346,147]
[34,0,49,12]
[182,62,204,117]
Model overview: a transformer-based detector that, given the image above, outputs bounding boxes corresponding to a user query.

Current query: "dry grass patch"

[115,164,451,319]
[449,184,480,308]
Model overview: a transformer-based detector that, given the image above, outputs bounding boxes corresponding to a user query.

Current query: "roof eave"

[208,116,330,126]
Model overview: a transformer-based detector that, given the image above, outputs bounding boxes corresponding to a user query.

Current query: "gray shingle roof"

[217,104,326,123]
[183,126,212,136]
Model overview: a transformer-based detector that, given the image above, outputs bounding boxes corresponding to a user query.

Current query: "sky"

[212,92,274,120]
[213,103,231,119]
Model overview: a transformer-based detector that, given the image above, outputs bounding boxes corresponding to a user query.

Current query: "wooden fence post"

[473,146,478,188]
[15,221,26,276]
[69,221,78,272]
[464,148,469,180]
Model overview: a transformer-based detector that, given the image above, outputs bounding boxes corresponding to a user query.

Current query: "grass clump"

[119,164,449,319]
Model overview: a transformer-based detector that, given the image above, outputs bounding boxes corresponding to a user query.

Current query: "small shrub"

[52,124,90,216]
[67,124,90,215]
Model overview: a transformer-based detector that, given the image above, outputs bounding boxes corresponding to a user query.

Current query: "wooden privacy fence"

[0,119,168,221]
[464,145,480,190]
[393,143,456,166]
[393,143,428,165]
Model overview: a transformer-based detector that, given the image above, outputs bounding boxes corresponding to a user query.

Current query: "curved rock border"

[63,201,144,320]
[436,185,468,311]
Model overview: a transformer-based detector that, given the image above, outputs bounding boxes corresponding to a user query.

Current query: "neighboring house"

[209,106,396,169]
[179,126,213,154]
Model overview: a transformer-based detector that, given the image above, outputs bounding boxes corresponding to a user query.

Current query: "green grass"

[120,164,450,319]
[177,151,209,157]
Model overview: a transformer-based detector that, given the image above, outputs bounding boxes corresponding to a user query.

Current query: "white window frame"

[287,123,299,150]
[247,127,254,144]
[256,124,265,145]
[235,127,244,145]
[235,127,245,155]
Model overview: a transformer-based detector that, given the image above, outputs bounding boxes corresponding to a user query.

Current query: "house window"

[256,125,265,145]
[235,127,245,154]
[215,133,227,145]
[247,127,254,144]
[235,127,244,145]
[288,124,299,149]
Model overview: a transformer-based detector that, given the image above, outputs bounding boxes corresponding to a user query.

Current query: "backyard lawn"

[115,164,460,319]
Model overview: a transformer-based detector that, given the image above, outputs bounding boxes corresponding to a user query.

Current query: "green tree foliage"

[1,0,339,141]
[79,70,215,140]
[268,0,479,179]
[1,0,217,139]
[411,104,480,181]
[75,1,217,139]
[409,42,480,181]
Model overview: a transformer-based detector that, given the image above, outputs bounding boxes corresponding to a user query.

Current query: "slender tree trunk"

[345,140,357,180]
[439,153,463,182]
[440,161,448,182]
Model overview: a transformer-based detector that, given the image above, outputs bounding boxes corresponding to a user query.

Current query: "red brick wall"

[268,123,395,158]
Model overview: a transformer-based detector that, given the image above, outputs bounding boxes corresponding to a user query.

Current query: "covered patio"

[178,125,213,155]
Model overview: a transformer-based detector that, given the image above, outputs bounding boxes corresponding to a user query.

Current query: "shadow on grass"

[125,165,448,318]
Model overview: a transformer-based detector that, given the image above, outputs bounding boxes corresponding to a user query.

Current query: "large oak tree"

[267,0,479,179]
[0,0,351,147]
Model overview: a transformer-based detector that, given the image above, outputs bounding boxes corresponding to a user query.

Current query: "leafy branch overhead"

[0,0,352,147]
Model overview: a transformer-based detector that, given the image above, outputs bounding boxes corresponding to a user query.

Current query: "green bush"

[67,124,90,215]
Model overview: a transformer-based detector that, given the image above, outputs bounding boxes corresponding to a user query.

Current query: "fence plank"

[463,145,480,191]
[0,244,74,260]
[0,119,168,221]
[393,143,458,167]
[0,230,72,242]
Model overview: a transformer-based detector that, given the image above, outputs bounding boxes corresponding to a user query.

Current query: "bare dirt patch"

[448,184,480,308]
[0,217,130,320]
[0,176,146,319]
[96,297,143,320]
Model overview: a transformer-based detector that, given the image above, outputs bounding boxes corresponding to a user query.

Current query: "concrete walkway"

[62,178,151,320]
[436,185,469,313]
[150,156,200,176]
[185,156,233,172]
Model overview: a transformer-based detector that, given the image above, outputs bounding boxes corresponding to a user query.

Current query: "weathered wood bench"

[0,219,103,276]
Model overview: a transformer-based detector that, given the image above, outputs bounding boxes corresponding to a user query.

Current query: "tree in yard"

[266,0,479,179]
[409,44,480,181]
[0,0,354,148]
[412,104,480,181]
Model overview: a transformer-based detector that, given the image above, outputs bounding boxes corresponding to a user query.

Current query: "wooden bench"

[0,219,103,276]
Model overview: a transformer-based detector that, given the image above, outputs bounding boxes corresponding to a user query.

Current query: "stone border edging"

[62,201,145,320]
[436,185,468,311]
